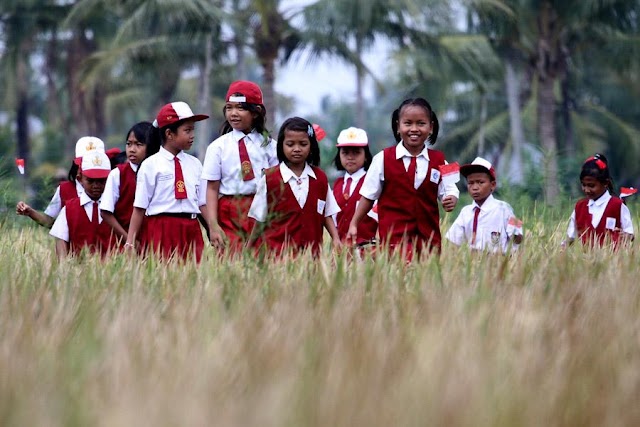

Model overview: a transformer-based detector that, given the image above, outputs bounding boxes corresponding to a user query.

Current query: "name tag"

[317,199,326,215]
[430,169,441,184]
[158,173,173,181]
[605,217,617,230]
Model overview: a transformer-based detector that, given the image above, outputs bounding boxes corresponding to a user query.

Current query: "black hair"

[219,97,270,144]
[109,151,127,168]
[276,117,321,167]
[67,161,79,182]
[580,153,615,194]
[333,145,373,171]
[391,97,440,145]
[127,121,153,146]
[144,119,187,160]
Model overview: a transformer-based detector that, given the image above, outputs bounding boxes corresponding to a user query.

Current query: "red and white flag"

[620,187,638,199]
[439,162,460,186]
[15,158,25,175]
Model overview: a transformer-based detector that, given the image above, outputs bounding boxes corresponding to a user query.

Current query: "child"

[49,150,115,259]
[16,136,105,228]
[248,116,341,257]
[332,127,378,245]
[346,98,459,259]
[101,121,153,241]
[445,157,523,253]
[564,153,634,248]
[202,80,279,253]
[125,102,210,261]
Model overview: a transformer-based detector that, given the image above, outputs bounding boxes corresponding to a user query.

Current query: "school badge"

[490,231,501,246]
[176,180,186,193]
[241,160,252,178]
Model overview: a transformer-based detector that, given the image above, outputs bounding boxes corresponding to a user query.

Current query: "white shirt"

[201,129,278,196]
[566,190,634,239]
[360,142,460,201]
[101,162,138,213]
[134,147,206,215]
[248,163,341,222]
[445,194,522,254]
[50,192,104,242]
[44,179,84,218]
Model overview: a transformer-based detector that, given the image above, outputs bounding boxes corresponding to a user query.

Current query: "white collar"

[280,162,316,182]
[395,141,430,160]
[344,167,366,181]
[588,190,611,207]
[472,193,496,211]
[159,146,185,161]
[129,162,139,172]
[79,191,100,206]
[232,128,258,144]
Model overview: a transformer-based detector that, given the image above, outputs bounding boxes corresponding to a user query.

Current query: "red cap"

[226,80,264,105]
[154,102,209,129]
[105,147,122,159]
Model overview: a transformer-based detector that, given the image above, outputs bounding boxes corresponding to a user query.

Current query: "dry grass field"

[1,207,639,427]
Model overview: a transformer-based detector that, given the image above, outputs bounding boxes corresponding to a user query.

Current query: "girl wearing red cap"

[202,80,279,255]
[101,121,153,243]
[347,98,459,260]
[125,102,211,261]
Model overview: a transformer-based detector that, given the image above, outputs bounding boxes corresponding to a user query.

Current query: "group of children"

[16,80,635,262]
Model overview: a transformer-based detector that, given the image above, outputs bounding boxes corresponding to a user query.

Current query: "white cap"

[461,156,496,180]
[74,136,105,165]
[336,127,368,147]
[80,151,111,179]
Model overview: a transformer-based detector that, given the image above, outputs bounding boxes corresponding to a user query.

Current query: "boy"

[445,157,523,254]
[50,150,115,259]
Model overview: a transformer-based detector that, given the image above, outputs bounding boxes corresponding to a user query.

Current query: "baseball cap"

[226,80,264,105]
[80,151,111,179]
[336,127,368,147]
[460,157,496,180]
[74,136,105,165]
[153,102,209,129]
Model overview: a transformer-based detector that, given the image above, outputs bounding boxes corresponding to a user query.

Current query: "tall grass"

[1,208,639,426]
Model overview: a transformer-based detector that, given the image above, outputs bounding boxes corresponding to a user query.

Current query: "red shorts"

[141,214,204,262]
[218,195,255,253]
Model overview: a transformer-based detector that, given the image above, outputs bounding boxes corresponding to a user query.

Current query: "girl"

[202,80,279,254]
[332,126,378,245]
[101,121,153,242]
[346,98,459,260]
[125,102,210,262]
[16,136,105,228]
[564,153,634,248]
[248,116,341,257]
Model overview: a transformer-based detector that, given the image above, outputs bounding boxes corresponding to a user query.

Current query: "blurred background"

[1,0,639,210]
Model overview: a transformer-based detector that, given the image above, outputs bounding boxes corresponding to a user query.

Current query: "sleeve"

[201,141,222,181]
[566,210,577,239]
[359,153,384,200]
[133,161,155,209]
[198,178,207,207]
[267,138,279,167]
[445,211,467,246]
[504,203,523,238]
[43,186,63,218]
[247,175,268,222]
[100,167,121,213]
[620,203,634,234]
[49,207,70,242]
[438,161,460,200]
[323,184,341,217]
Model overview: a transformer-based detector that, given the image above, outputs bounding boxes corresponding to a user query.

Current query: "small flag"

[508,216,523,228]
[439,162,460,186]
[620,187,637,199]
[16,158,25,175]
[312,123,326,142]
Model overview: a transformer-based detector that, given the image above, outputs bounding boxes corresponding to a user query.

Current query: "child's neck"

[163,144,181,156]
[402,142,425,157]
[288,162,306,176]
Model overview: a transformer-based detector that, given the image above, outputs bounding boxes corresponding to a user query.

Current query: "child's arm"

[124,207,145,252]
[16,202,55,228]
[246,176,268,248]
[324,217,342,250]
[100,210,127,241]
[561,210,577,248]
[205,180,226,249]
[55,238,69,260]
[346,197,375,244]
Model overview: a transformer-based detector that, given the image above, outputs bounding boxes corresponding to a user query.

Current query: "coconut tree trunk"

[233,0,248,80]
[505,58,525,185]
[477,90,487,156]
[355,37,366,128]
[262,58,277,123]
[197,32,214,161]
[561,72,575,160]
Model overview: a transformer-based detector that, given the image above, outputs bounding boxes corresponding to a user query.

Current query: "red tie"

[343,177,353,200]
[238,137,255,181]
[92,201,99,225]
[174,156,187,199]
[407,156,417,187]
[471,206,480,244]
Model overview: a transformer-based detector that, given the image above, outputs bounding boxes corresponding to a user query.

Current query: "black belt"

[152,212,198,219]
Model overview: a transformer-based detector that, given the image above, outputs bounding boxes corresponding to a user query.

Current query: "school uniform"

[333,167,377,244]
[360,142,459,257]
[202,129,278,247]
[50,193,115,257]
[446,194,522,254]
[248,163,340,256]
[134,146,206,261]
[566,190,633,247]
[101,162,138,230]
[44,180,84,218]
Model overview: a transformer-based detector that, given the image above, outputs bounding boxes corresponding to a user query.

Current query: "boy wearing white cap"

[50,150,115,259]
[445,157,523,254]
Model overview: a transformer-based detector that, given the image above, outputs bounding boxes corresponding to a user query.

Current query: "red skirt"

[218,195,255,253]
[141,214,204,262]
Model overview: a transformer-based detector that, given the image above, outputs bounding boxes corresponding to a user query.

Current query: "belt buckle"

[190,213,197,220]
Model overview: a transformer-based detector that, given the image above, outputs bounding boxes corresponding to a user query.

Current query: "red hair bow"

[585,155,606,170]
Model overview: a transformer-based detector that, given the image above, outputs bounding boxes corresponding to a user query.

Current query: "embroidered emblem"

[92,155,102,166]
[86,141,96,151]
[491,231,500,245]
[176,180,186,192]
[241,160,252,177]
[344,192,349,200]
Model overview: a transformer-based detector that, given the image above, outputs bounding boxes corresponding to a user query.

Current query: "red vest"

[65,197,115,257]
[378,147,445,252]
[575,196,622,247]
[261,165,328,256]
[59,180,78,207]
[333,175,377,244]
[113,163,136,230]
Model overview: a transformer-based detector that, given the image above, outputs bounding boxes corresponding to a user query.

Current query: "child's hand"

[209,225,226,250]
[345,224,358,246]
[16,201,31,216]
[332,239,343,252]
[442,195,458,212]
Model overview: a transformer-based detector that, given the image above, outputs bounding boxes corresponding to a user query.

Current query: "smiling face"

[397,105,433,156]
[581,176,608,200]
[125,130,147,165]
[466,172,496,205]
[224,102,255,133]
[282,130,311,170]
[339,147,366,174]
